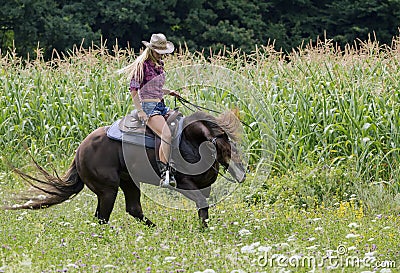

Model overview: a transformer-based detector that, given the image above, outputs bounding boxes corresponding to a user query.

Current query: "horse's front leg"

[172,181,210,227]
[197,206,209,227]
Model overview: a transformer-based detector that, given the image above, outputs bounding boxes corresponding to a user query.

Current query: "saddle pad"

[106,119,155,148]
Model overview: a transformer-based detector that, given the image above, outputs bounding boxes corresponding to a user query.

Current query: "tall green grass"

[1,37,400,191]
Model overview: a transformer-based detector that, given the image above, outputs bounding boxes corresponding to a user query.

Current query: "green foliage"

[1,36,400,218]
[2,36,400,185]
[0,0,100,58]
[324,0,400,45]
[0,29,400,273]
[246,163,400,213]
[0,186,399,272]
[247,165,360,208]
[1,0,400,58]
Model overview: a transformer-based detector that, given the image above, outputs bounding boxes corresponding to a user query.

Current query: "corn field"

[1,37,400,191]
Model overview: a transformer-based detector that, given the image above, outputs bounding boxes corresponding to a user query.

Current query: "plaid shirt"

[129,59,165,100]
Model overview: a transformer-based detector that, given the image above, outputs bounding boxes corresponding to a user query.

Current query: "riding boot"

[157,161,176,188]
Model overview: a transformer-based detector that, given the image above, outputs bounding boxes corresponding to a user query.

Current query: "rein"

[210,164,237,183]
[176,96,221,114]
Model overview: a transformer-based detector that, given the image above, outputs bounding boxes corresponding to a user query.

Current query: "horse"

[6,110,246,227]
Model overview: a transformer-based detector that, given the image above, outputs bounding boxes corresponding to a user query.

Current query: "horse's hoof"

[144,218,156,228]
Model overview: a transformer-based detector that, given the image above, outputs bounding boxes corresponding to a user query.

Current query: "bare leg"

[146,115,176,187]
[146,115,171,163]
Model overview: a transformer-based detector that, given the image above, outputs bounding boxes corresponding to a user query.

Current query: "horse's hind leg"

[120,174,155,227]
[94,187,118,224]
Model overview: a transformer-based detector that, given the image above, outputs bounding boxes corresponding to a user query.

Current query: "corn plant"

[1,37,400,191]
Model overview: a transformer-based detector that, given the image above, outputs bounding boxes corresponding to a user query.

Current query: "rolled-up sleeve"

[129,78,141,91]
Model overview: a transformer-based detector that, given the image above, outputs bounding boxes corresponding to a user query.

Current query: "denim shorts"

[141,101,169,117]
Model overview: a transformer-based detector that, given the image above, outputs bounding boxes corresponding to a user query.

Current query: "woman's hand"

[137,110,148,123]
[168,90,180,97]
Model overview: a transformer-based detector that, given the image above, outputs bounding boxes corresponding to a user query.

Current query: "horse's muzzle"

[237,172,246,183]
[228,163,247,183]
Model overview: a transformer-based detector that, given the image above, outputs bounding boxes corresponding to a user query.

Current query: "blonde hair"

[118,48,160,83]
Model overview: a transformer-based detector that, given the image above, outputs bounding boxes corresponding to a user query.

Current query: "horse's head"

[211,133,246,183]
[182,110,247,183]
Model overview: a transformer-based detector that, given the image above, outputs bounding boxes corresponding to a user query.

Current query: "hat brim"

[142,41,174,54]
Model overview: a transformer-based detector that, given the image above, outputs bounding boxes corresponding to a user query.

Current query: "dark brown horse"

[7,111,246,227]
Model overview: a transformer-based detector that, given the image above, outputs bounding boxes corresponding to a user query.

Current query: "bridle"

[174,95,246,183]
[208,136,238,183]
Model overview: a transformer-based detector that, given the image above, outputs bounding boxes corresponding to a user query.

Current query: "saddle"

[119,109,183,137]
[106,109,183,149]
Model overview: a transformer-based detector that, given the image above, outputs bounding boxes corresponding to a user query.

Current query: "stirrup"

[157,161,176,188]
[160,169,177,188]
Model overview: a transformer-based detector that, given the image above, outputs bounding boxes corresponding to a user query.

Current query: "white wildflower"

[345,233,360,239]
[238,229,252,236]
[194,270,216,273]
[258,246,272,253]
[348,222,359,228]
[279,243,290,248]
[241,242,260,254]
[306,245,319,250]
[164,256,176,262]
[326,249,335,256]
[241,245,256,254]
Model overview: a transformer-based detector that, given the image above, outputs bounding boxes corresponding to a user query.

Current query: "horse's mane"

[183,111,241,141]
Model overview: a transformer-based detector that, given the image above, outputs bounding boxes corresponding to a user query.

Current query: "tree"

[1,0,400,58]
[324,0,400,46]
[0,0,99,58]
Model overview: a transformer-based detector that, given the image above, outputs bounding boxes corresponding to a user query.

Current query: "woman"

[119,33,179,187]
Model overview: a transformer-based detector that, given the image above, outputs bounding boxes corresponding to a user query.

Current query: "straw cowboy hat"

[142,33,174,54]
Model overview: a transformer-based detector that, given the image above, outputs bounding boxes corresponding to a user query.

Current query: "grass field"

[1,37,400,272]
[0,183,398,272]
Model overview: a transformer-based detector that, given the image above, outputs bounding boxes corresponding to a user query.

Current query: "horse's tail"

[4,156,84,210]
